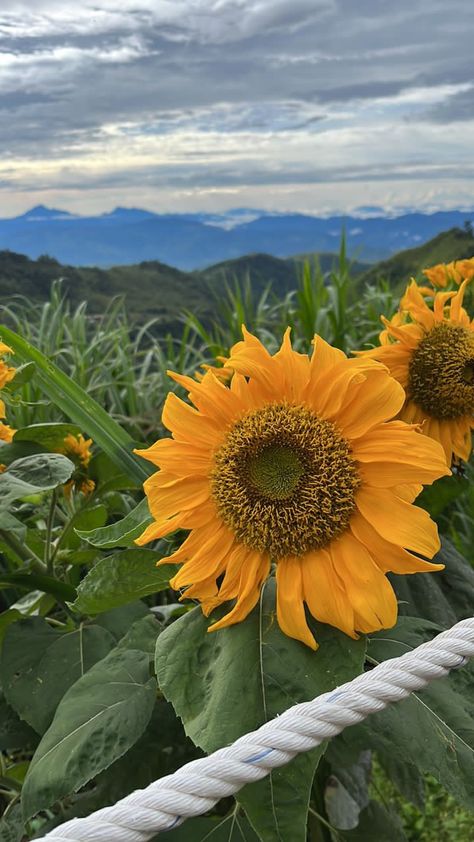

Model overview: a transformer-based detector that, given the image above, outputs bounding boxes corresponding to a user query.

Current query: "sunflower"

[0,343,16,443]
[57,433,95,497]
[0,342,15,390]
[135,328,448,650]
[423,257,474,288]
[359,279,474,464]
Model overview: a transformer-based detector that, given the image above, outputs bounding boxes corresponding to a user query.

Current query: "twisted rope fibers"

[37,617,474,842]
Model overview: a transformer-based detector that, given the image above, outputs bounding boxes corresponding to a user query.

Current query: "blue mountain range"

[1,205,473,270]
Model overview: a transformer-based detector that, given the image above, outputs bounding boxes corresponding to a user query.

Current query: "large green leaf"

[323,751,370,831]
[150,814,260,841]
[335,801,407,841]
[13,422,82,450]
[0,693,38,751]
[0,439,42,467]
[155,578,366,842]
[93,601,149,640]
[21,648,157,819]
[0,804,25,842]
[58,503,108,552]
[0,453,74,508]
[73,549,175,614]
[37,699,201,837]
[0,326,151,485]
[116,614,163,656]
[0,609,22,647]
[0,617,115,733]
[392,539,474,627]
[76,496,152,548]
[348,617,474,810]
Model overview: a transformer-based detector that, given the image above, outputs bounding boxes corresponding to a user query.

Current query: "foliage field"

[0,242,473,841]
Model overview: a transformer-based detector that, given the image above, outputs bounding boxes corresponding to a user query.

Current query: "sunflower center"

[408,323,474,420]
[247,445,304,499]
[211,402,360,560]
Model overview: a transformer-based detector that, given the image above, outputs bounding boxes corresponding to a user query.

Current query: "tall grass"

[1,282,209,440]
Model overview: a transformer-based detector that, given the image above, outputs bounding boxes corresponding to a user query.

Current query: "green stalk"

[44,488,57,575]
[0,326,152,485]
[0,528,47,573]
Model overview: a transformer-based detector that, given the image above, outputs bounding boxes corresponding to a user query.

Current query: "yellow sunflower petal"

[349,511,444,574]
[402,281,436,329]
[208,552,270,632]
[276,557,317,649]
[356,487,440,558]
[161,392,222,447]
[171,524,235,589]
[330,531,398,633]
[224,326,283,393]
[336,369,405,439]
[353,422,450,486]
[273,328,311,401]
[301,548,357,638]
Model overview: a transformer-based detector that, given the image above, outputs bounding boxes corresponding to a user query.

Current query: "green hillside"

[0,251,309,324]
[1,228,473,327]
[0,252,204,327]
[359,227,474,291]
[202,251,370,296]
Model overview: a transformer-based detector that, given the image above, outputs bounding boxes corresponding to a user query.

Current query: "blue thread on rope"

[326,689,345,702]
[166,816,182,830]
[245,748,274,764]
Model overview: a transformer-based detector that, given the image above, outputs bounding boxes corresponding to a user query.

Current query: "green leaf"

[0,692,38,750]
[76,496,152,548]
[0,804,25,842]
[38,699,201,836]
[0,609,21,647]
[93,601,150,640]
[21,648,157,819]
[417,473,469,518]
[0,617,115,733]
[0,326,151,485]
[377,753,425,809]
[324,752,370,831]
[0,453,75,508]
[155,578,366,842]
[335,801,407,841]
[352,617,474,811]
[150,814,260,841]
[54,548,97,567]
[7,361,35,389]
[59,503,108,551]
[0,572,76,603]
[0,439,43,467]
[116,614,163,656]
[88,451,137,493]
[73,549,175,614]
[392,539,474,627]
[0,512,26,541]
[13,422,82,450]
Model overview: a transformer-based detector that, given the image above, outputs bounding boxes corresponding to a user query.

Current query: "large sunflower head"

[135,328,448,650]
[359,279,474,465]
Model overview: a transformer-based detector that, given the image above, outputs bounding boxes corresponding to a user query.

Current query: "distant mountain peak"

[18,205,75,221]
[102,207,158,220]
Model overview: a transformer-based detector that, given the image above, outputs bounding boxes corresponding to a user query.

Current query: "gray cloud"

[1,0,474,214]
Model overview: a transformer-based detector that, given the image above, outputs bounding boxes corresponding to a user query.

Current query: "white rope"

[37,617,474,842]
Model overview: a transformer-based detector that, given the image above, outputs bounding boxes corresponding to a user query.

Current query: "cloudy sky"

[2,0,474,216]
